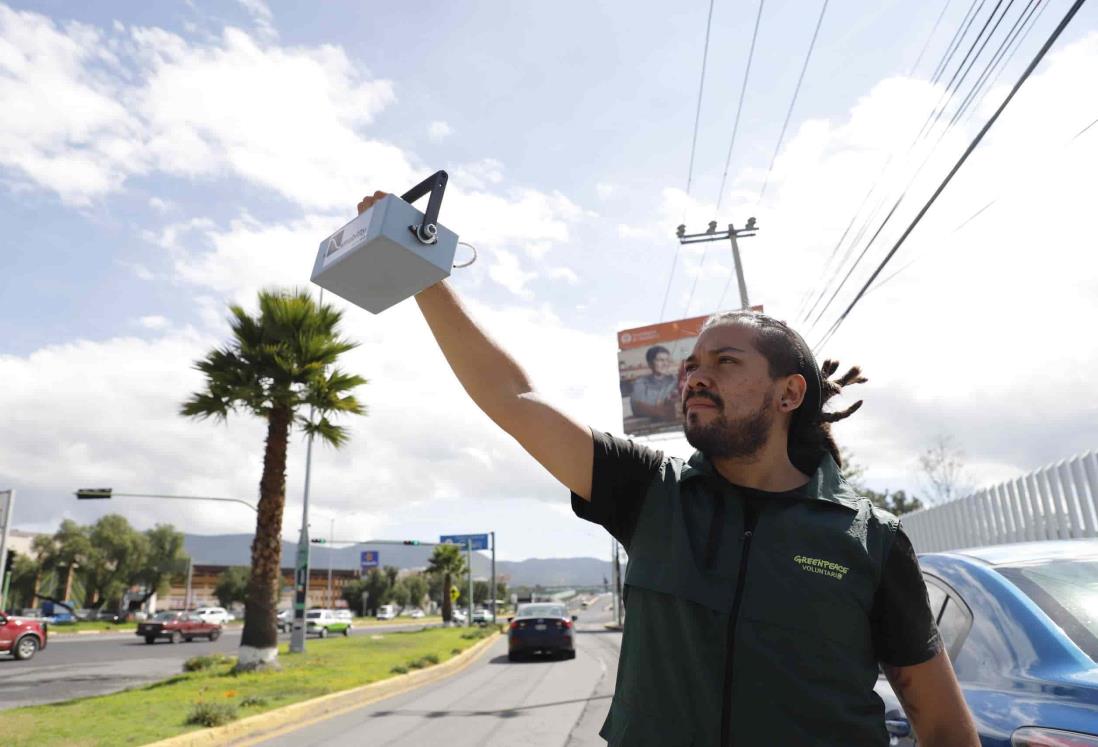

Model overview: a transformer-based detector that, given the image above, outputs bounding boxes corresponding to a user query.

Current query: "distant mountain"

[497,557,612,587]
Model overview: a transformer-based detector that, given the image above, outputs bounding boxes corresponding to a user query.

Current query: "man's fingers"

[356,190,390,215]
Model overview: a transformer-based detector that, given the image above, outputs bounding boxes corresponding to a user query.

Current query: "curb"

[144,632,501,747]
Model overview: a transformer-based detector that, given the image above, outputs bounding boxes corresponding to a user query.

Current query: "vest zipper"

[721,516,756,747]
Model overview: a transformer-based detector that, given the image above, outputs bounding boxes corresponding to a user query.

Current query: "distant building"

[168,534,493,610]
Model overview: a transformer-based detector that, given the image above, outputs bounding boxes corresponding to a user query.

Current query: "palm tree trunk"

[238,404,291,672]
[442,572,452,623]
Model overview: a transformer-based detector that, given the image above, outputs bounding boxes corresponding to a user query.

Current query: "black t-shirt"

[577,430,942,667]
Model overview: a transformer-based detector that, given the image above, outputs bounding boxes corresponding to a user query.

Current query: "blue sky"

[2,0,1097,561]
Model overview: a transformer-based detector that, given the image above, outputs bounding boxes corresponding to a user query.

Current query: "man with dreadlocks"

[355,191,979,746]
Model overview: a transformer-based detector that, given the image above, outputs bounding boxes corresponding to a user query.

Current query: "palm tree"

[182,288,366,671]
[426,544,467,624]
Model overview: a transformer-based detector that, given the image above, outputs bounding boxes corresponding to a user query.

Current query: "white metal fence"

[901,451,1098,552]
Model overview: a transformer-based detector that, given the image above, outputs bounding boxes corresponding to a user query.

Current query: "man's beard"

[683,391,774,460]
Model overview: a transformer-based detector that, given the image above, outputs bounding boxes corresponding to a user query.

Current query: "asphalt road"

[0,622,440,711]
[254,594,622,747]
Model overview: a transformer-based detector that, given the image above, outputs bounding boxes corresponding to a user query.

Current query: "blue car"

[877,539,1098,746]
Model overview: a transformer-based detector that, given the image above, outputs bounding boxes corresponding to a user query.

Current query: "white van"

[376,604,397,620]
[193,607,231,625]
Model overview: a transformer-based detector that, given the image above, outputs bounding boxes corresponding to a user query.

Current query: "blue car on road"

[877,539,1098,746]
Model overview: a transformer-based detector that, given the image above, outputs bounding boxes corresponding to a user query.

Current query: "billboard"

[617,315,708,437]
[617,308,763,437]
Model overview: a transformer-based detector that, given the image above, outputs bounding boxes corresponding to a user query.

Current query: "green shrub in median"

[185,701,238,727]
[183,653,235,673]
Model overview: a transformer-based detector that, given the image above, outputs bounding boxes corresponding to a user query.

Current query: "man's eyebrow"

[713,346,747,355]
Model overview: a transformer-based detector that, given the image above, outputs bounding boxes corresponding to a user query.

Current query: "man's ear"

[778,374,808,413]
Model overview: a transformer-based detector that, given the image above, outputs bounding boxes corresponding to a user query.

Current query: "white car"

[376,604,397,620]
[193,607,232,625]
[408,609,425,619]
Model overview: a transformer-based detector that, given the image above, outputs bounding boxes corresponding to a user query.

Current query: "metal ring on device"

[453,242,477,269]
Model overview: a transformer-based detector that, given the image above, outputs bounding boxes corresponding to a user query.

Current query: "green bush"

[183,654,235,673]
[390,665,409,674]
[239,695,268,708]
[451,648,462,655]
[407,658,428,669]
[423,653,439,665]
[185,701,238,727]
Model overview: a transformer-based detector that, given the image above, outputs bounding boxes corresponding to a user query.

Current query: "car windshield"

[153,612,180,621]
[306,611,322,619]
[516,604,567,619]
[998,558,1098,661]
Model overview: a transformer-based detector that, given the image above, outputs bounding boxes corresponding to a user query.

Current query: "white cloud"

[596,182,615,199]
[137,315,169,330]
[0,7,407,209]
[548,266,580,285]
[486,248,537,298]
[427,120,452,142]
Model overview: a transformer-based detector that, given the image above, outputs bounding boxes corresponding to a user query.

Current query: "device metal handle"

[401,171,448,244]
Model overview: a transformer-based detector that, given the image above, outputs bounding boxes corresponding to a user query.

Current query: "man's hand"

[357,190,388,215]
[883,650,979,746]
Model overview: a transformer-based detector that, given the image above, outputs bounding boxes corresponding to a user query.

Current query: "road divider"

[2,626,501,747]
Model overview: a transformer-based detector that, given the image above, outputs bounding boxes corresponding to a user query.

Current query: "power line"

[864,107,1098,296]
[715,0,765,212]
[686,0,718,196]
[798,0,985,322]
[756,0,830,204]
[806,0,1025,329]
[657,0,719,322]
[909,0,957,77]
[799,0,970,318]
[948,0,1048,127]
[681,0,765,319]
[814,0,1089,351]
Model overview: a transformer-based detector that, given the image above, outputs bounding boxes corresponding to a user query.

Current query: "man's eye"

[719,357,737,364]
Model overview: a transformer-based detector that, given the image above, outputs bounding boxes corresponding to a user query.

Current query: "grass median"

[4,626,500,747]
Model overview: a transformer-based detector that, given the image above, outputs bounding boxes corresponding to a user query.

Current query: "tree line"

[5,515,188,614]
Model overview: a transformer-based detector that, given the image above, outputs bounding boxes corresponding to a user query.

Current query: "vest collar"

[681,450,863,511]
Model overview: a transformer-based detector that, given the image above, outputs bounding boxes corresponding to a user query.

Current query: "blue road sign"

[360,550,379,569]
[439,533,489,551]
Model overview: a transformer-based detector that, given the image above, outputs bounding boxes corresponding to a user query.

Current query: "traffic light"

[310,538,327,544]
[75,488,112,499]
[402,540,420,546]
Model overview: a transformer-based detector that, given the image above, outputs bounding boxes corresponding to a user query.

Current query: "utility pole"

[0,490,13,613]
[327,518,334,607]
[291,288,325,654]
[466,538,473,627]
[490,531,496,625]
[184,557,193,610]
[676,218,759,310]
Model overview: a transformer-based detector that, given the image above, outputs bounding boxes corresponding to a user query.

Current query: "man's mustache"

[682,390,723,416]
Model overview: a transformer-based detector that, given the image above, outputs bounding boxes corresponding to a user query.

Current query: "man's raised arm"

[356,191,595,501]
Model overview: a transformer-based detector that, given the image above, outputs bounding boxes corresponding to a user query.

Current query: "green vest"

[602,452,899,746]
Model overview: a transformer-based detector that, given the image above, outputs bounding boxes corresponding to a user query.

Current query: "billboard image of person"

[617,308,764,437]
[617,315,708,437]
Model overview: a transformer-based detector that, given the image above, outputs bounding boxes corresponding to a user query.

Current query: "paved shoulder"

[257,630,619,747]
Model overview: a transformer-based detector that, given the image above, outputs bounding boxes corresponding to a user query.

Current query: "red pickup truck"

[136,611,222,644]
[0,612,48,660]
